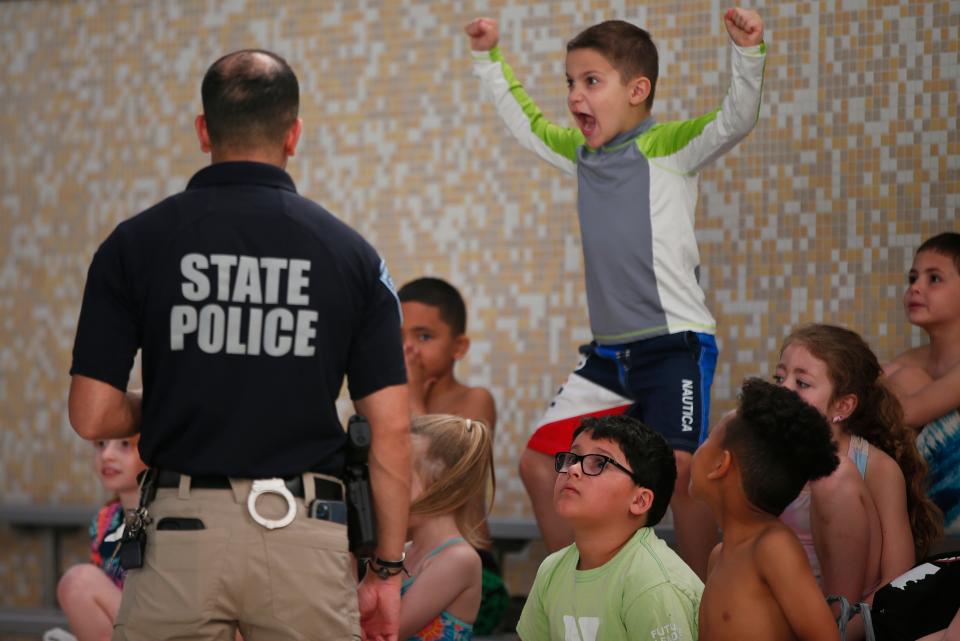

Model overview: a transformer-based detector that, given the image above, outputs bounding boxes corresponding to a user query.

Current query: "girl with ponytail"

[774,324,943,627]
[398,414,495,641]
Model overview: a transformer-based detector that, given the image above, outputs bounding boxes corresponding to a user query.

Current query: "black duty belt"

[154,470,343,501]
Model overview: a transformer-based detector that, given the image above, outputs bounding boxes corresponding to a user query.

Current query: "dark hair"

[723,378,839,516]
[567,20,659,110]
[397,277,467,336]
[572,414,676,526]
[917,232,960,273]
[783,324,944,557]
[201,49,299,150]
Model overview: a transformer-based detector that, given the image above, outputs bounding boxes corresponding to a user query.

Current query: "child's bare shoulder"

[463,385,495,409]
[430,538,481,571]
[752,521,810,577]
[714,523,793,574]
[888,344,930,370]
[753,521,801,553]
[865,446,905,485]
[810,456,862,494]
[441,384,496,429]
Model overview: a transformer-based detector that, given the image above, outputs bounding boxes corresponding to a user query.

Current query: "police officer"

[68,49,410,641]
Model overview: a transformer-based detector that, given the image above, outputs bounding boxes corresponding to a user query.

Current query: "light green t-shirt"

[517,527,703,641]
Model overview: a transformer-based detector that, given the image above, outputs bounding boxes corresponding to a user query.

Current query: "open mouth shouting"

[574,111,598,140]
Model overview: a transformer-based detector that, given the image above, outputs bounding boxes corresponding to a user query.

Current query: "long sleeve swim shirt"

[472,41,766,345]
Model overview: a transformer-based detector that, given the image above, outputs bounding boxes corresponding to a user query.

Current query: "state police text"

[170,253,318,357]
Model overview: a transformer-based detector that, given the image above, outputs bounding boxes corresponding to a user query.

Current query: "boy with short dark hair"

[465,9,766,576]
[885,231,960,536]
[518,414,703,641]
[690,379,840,641]
[398,277,496,430]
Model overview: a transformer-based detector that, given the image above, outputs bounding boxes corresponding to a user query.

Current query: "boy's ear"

[452,334,470,361]
[629,486,655,517]
[627,76,651,107]
[706,449,733,481]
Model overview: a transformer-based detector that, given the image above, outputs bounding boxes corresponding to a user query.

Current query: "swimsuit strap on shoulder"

[425,536,467,560]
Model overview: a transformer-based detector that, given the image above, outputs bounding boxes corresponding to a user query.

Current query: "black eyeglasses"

[554,451,636,480]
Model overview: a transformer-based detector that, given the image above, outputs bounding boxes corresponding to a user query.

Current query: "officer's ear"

[284,118,303,158]
[195,115,212,154]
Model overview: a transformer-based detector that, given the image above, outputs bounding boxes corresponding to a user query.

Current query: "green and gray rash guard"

[472,43,766,345]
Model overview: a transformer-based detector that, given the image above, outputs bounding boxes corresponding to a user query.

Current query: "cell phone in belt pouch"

[309,499,348,524]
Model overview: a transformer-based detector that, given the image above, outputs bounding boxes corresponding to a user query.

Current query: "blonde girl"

[399,414,495,641]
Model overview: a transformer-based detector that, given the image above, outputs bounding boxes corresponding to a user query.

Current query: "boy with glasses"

[517,414,703,641]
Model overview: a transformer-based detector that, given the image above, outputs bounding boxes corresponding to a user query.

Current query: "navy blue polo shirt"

[71,161,406,477]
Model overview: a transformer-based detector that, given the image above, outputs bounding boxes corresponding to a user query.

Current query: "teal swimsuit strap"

[424,536,466,560]
[402,537,468,591]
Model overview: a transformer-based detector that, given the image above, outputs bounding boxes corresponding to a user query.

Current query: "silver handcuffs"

[246,478,297,530]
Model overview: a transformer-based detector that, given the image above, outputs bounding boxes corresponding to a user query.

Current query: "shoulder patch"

[379,259,402,323]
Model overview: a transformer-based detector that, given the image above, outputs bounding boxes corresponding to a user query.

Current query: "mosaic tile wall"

[1,0,957,605]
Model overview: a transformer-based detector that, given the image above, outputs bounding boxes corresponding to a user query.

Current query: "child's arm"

[867,456,916,589]
[399,544,480,639]
[515,560,551,641]
[466,17,582,177]
[756,528,841,641]
[809,463,871,612]
[886,361,960,428]
[642,8,765,175]
[724,7,764,47]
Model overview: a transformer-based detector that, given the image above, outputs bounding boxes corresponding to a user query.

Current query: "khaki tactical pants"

[113,475,359,641]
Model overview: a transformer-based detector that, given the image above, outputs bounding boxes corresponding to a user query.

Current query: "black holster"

[344,415,377,557]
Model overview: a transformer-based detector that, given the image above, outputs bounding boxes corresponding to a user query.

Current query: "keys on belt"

[114,468,159,570]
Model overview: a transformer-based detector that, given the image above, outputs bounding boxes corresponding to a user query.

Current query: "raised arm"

[648,8,766,175]
[466,17,582,176]
[355,383,411,641]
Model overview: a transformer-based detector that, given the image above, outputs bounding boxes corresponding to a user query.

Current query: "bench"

[0,504,98,607]
[0,607,68,636]
[488,516,541,555]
